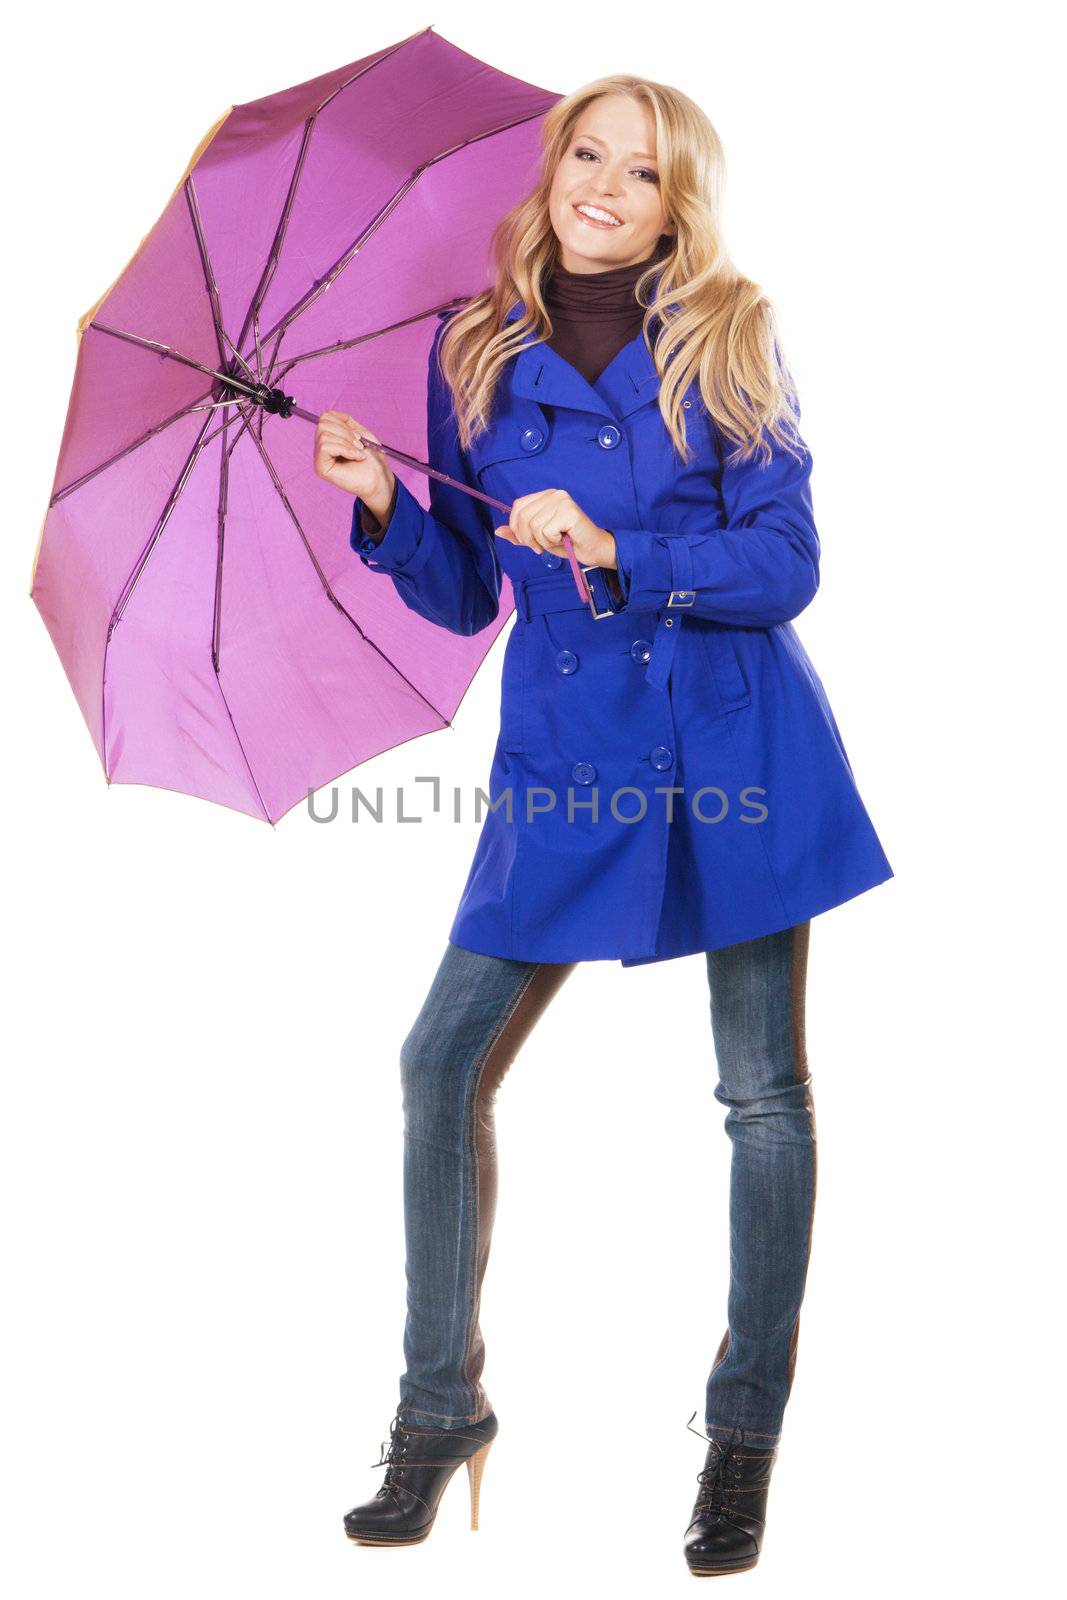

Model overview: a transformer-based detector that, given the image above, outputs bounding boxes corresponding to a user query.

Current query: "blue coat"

[352,303,894,965]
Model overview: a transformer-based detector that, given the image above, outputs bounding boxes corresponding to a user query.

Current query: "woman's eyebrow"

[573,130,658,161]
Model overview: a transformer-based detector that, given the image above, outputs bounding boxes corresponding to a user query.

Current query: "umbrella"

[30,26,584,826]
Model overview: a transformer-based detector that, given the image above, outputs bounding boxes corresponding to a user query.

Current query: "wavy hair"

[436,75,806,470]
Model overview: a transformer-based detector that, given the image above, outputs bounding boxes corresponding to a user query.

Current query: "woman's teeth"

[575,204,621,228]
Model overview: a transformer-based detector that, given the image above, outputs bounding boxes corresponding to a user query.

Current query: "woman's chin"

[557,231,625,269]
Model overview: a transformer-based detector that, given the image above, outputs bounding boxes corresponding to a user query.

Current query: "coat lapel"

[502,298,662,422]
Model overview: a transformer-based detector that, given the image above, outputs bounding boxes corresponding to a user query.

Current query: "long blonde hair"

[437,75,806,470]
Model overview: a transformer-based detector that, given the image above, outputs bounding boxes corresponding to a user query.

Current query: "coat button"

[650,745,674,771]
[520,426,544,451]
[541,551,564,570]
[630,638,652,663]
[555,649,578,675]
[572,761,597,785]
[597,423,622,450]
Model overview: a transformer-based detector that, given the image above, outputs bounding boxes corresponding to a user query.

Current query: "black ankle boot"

[343,1408,499,1546]
[682,1413,779,1576]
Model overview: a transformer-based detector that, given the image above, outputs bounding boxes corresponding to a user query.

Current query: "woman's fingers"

[323,424,365,451]
[318,428,364,462]
[316,414,385,466]
[493,519,552,553]
[317,411,381,449]
[504,491,573,555]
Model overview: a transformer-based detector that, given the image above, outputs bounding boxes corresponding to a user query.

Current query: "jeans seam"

[402,1403,483,1424]
[786,920,816,1399]
[705,922,813,1440]
[461,964,544,1417]
[706,1420,782,1440]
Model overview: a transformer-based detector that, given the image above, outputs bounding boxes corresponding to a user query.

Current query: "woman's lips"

[573,203,623,230]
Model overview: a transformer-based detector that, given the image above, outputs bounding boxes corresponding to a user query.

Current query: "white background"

[3,3,1062,1594]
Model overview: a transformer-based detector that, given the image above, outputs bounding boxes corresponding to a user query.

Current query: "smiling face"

[548,93,673,273]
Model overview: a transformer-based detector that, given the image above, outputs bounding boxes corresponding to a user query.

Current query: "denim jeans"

[396,923,815,1448]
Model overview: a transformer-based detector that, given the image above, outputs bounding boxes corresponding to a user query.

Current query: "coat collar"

[502,296,663,422]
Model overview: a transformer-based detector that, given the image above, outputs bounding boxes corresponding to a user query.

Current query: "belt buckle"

[667,589,695,607]
[580,565,615,620]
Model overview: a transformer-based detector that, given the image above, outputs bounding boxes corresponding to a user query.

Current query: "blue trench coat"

[351,303,894,966]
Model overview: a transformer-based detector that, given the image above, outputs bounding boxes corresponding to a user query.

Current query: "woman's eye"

[574,149,658,183]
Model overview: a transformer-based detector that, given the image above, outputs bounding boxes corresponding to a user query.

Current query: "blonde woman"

[317,77,892,1575]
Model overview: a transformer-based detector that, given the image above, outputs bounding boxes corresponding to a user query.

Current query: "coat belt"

[510,544,695,694]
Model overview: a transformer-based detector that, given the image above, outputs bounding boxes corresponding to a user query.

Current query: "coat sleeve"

[349,320,503,636]
[607,411,821,628]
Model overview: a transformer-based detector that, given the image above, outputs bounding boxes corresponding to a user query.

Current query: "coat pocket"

[699,623,752,716]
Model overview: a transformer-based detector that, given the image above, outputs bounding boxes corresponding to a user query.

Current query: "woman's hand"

[313,410,396,518]
[494,489,617,569]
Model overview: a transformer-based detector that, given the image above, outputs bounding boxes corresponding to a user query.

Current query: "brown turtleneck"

[542,232,669,384]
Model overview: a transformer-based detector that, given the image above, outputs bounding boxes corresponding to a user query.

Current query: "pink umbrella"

[30,26,585,825]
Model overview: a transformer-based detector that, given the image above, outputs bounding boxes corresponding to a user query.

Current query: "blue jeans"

[397,924,815,1448]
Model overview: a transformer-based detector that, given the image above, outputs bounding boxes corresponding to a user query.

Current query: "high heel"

[465,1439,493,1530]
[343,1407,499,1546]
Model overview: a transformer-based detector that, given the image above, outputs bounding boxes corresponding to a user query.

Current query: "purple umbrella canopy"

[30,26,562,824]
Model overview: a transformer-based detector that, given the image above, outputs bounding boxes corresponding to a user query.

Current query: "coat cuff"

[349,477,433,578]
[610,527,675,610]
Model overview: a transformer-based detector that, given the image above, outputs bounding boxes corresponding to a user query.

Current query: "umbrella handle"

[340,425,594,610]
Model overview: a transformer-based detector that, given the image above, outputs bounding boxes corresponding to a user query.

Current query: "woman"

[315,78,892,1575]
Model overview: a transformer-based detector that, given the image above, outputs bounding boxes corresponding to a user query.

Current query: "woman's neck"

[539,235,669,387]
[544,236,670,321]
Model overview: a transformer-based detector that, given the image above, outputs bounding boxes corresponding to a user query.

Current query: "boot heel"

[465,1440,492,1530]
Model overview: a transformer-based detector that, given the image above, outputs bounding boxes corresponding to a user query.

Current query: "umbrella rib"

[258,329,286,391]
[237,413,454,729]
[209,406,274,825]
[250,168,423,355]
[200,399,257,458]
[107,410,215,635]
[183,176,231,376]
[50,390,215,505]
[211,407,236,674]
[232,118,315,369]
[218,327,261,385]
[271,297,473,376]
[245,104,553,358]
[101,409,215,782]
[231,25,430,362]
[89,321,235,388]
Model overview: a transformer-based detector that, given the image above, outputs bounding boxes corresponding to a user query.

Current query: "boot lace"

[370,1412,415,1506]
[686,1412,746,1516]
